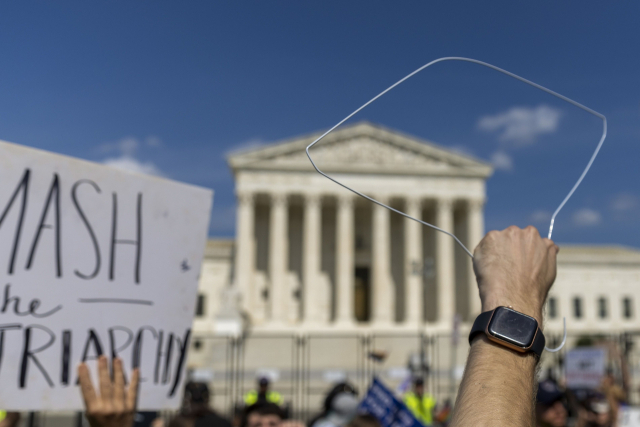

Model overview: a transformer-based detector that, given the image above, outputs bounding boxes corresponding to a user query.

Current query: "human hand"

[78,355,140,427]
[0,412,21,427]
[473,225,559,326]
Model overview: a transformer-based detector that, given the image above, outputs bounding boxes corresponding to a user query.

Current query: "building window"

[623,297,634,319]
[548,297,558,319]
[597,297,608,319]
[196,293,206,317]
[193,339,203,351]
[573,297,583,319]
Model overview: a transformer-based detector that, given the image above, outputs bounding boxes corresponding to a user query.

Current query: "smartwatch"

[469,306,545,357]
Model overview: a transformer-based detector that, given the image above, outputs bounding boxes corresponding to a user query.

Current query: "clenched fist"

[473,225,559,326]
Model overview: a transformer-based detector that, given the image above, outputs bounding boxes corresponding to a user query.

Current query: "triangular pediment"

[228,122,493,178]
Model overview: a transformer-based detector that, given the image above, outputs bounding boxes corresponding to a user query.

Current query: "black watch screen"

[487,306,538,348]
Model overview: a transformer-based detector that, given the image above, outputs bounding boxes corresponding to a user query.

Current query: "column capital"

[372,194,389,205]
[337,192,355,207]
[270,192,289,206]
[305,193,322,206]
[405,196,423,212]
[236,190,254,204]
[436,197,454,210]
[467,198,486,210]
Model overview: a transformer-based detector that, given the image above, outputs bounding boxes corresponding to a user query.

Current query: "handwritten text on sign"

[0,141,212,410]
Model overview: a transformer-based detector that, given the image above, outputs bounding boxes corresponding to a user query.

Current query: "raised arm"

[450,226,559,427]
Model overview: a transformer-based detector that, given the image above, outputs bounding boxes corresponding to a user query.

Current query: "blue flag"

[359,378,425,427]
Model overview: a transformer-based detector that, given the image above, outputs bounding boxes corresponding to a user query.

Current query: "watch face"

[488,307,538,348]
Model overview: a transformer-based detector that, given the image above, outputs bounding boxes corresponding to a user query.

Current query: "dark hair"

[242,403,283,427]
[308,382,358,427]
[185,381,210,404]
[323,383,357,413]
[347,415,381,427]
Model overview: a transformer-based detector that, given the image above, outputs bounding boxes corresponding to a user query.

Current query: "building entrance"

[354,267,370,322]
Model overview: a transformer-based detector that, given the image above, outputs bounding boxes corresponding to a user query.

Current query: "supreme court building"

[185,122,640,409]
[192,122,640,339]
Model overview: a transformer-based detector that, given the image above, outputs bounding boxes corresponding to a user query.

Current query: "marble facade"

[192,122,640,338]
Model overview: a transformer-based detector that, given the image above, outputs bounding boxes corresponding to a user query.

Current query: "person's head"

[347,414,381,427]
[182,381,210,416]
[322,382,358,413]
[587,394,611,427]
[259,377,270,394]
[412,378,424,396]
[243,403,284,427]
[535,380,567,427]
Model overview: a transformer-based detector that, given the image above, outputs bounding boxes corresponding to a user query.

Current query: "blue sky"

[0,2,638,247]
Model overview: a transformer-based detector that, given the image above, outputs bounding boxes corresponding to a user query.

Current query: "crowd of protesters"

[0,226,634,427]
[534,370,628,427]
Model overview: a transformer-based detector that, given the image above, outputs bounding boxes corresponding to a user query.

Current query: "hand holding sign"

[78,356,139,427]
[0,141,212,410]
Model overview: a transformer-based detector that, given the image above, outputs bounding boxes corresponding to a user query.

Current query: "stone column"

[303,194,322,324]
[372,197,394,324]
[436,198,455,326]
[467,198,485,319]
[335,194,355,325]
[269,193,288,323]
[404,197,422,325]
[234,191,255,313]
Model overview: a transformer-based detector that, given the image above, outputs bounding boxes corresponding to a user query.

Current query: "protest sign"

[0,140,212,410]
[565,347,607,389]
[359,378,423,427]
[619,407,640,427]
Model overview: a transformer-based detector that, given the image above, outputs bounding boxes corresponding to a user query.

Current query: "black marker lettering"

[154,330,164,384]
[169,329,191,397]
[61,330,71,386]
[80,329,104,362]
[162,333,174,384]
[72,180,102,280]
[1,284,62,318]
[0,324,22,376]
[132,326,157,381]
[0,169,30,275]
[20,325,55,388]
[0,330,4,375]
[26,173,62,277]
[0,330,4,376]
[109,193,143,284]
[108,326,134,360]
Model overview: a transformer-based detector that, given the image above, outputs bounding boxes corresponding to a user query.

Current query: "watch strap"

[531,327,546,356]
[468,310,493,345]
[469,309,545,357]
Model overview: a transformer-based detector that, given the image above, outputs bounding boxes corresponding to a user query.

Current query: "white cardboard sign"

[618,407,640,427]
[0,140,213,410]
[565,347,607,389]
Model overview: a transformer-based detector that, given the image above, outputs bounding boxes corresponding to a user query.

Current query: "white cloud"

[490,150,513,171]
[572,208,601,227]
[98,136,139,156]
[478,105,562,146]
[98,136,165,177]
[610,193,639,212]
[530,209,552,224]
[98,136,163,154]
[102,155,164,177]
